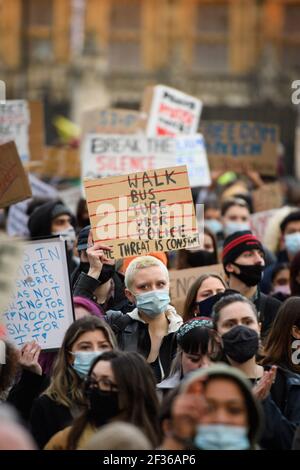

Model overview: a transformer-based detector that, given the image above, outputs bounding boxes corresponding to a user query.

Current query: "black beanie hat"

[28,199,73,239]
[222,230,264,272]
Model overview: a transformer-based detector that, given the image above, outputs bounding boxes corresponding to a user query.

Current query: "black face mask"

[88,388,120,427]
[232,263,264,287]
[195,293,221,318]
[186,250,217,268]
[222,325,259,363]
[98,264,115,285]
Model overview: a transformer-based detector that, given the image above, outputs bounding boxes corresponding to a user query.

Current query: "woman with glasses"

[29,317,117,449]
[44,351,161,450]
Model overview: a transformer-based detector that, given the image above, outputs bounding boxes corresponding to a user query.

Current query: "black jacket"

[7,370,49,423]
[260,366,300,449]
[29,395,74,449]
[254,292,281,338]
[73,272,133,314]
[105,310,179,382]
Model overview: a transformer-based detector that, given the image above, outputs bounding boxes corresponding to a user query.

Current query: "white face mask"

[53,226,76,250]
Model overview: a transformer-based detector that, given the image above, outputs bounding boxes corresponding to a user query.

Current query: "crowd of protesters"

[2,171,300,451]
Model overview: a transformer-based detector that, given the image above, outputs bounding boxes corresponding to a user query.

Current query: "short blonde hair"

[124,255,169,290]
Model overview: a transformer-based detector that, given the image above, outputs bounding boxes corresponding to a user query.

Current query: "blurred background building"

[0,0,299,171]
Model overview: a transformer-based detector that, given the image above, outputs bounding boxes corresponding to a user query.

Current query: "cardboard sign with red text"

[84,165,202,259]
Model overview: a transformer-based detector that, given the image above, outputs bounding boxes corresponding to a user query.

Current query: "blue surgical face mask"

[71,351,103,379]
[134,290,170,318]
[194,424,250,450]
[224,222,250,237]
[284,232,300,255]
[205,219,223,235]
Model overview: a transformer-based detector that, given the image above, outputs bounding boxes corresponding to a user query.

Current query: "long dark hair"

[43,317,117,408]
[67,351,161,449]
[182,274,226,322]
[261,297,300,373]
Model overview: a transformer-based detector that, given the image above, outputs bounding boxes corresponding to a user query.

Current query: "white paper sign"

[0,100,30,163]
[81,134,211,188]
[144,85,202,136]
[2,238,74,350]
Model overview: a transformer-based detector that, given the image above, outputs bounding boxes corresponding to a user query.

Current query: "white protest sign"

[0,100,30,163]
[81,134,211,188]
[2,238,74,350]
[7,174,58,237]
[142,85,202,136]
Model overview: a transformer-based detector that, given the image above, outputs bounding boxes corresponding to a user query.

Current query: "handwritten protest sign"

[142,85,202,136]
[84,165,202,259]
[81,108,144,135]
[2,238,74,350]
[0,235,24,314]
[0,100,30,163]
[169,264,225,314]
[7,174,58,237]
[81,134,211,188]
[0,141,32,209]
[252,182,283,213]
[201,121,279,176]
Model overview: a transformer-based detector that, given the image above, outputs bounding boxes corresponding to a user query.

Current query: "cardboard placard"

[37,146,80,179]
[7,174,58,237]
[0,100,30,163]
[2,238,75,350]
[81,134,211,188]
[28,101,45,162]
[81,108,144,135]
[142,85,202,137]
[169,264,225,314]
[250,209,278,241]
[252,182,283,213]
[84,165,202,259]
[0,141,32,209]
[201,121,279,176]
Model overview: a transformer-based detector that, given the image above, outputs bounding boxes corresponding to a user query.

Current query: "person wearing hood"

[212,293,300,449]
[222,230,281,338]
[161,363,263,450]
[27,199,77,274]
[95,253,183,382]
